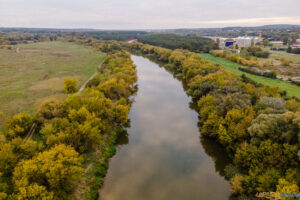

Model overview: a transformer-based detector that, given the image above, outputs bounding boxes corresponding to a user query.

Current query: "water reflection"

[199,136,231,177]
[99,55,230,200]
[115,130,129,146]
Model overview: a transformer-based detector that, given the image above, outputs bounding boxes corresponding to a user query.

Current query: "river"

[99,55,231,200]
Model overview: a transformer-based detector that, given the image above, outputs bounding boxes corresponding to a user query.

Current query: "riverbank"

[124,41,300,199]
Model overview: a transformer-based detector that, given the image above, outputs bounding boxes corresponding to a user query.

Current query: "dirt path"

[23,61,104,144]
[23,123,36,144]
[77,62,103,93]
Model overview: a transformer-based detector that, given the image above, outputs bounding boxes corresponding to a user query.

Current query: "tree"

[282,36,289,45]
[234,140,298,170]
[219,106,255,150]
[0,143,18,174]
[276,178,299,195]
[0,173,7,200]
[215,93,251,117]
[64,78,77,94]
[0,138,40,175]
[256,168,281,192]
[4,112,35,140]
[37,100,65,122]
[11,183,54,200]
[201,112,223,137]
[286,99,300,112]
[291,33,297,44]
[248,112,299,144]
[98,78,131,100]
[258,97,285,111]
[198,94,216,123]
[230,174,244,195]
[13,144,83,199]
[263,39,270,47]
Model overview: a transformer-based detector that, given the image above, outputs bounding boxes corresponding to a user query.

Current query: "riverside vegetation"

[121,41,300,199]
[0,32,299,199]
[0,45,137,199]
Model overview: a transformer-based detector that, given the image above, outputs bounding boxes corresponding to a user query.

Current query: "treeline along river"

[98,55,231,200]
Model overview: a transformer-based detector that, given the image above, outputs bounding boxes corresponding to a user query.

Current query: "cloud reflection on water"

[99,55,230,200]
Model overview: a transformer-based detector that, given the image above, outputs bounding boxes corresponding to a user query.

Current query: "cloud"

[0,0,299,29]
[190,17,300,26]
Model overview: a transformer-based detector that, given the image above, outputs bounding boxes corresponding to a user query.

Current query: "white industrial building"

[206,36,261,48]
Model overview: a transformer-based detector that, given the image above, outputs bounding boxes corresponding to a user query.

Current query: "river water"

[99,55,231,200]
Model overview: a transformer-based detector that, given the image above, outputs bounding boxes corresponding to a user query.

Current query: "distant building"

[206,36,261,48]
[291,44,300,49]
[270,41,284,46]
[224,39,235,47]
[235,36,260,47]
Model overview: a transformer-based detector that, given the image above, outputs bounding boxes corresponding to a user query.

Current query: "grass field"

[201,54,300,98]
[268,49,300,64]
[0,41,105,122]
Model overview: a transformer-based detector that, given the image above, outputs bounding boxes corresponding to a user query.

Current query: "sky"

[0,0,300,29]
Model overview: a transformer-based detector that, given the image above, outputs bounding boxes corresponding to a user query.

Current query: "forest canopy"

[137,33,218,53]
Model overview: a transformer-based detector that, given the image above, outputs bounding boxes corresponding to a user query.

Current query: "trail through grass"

[0,41,105,122]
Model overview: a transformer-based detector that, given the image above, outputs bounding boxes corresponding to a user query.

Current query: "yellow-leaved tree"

[64,78,78,94]
[12,144,83,199]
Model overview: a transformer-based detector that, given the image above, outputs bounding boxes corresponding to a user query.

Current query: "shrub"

[258,97,285,110]
[280,58,291,66]
[64,78,77,94]
[4,113,35,139]
[291,48,300,54]
[230,174,245,195]
[224,164,240,179]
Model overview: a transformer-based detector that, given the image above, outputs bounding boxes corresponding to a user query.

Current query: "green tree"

[256,168,281,192]
[0,173,7,200]
[262,39,270,47]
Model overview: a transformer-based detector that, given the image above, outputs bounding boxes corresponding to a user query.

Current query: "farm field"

[201,53,300,98]
[0,41,105,123]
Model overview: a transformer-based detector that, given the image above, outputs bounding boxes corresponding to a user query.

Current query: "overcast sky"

[0,0,299,29]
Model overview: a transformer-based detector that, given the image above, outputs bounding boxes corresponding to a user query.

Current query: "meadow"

[268,49,300,64]
[201,53,300,98]
[0,41,105,122]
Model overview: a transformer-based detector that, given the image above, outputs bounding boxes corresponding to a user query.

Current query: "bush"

[264,71,277,79]
[64,78,77,94]
[4,113,35,139]
[280,58,291,66]
[239,67,277,79]
[244,46,270,58]
[224,164,240,179]
[230,174,244,195]
[258,97,285,110]
[291,48,300,54]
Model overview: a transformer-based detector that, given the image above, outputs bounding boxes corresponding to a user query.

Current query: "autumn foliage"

[125,41,300,198]
[0,47,137,199]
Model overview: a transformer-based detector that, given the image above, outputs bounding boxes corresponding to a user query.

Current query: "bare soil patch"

[51,53,71,57]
